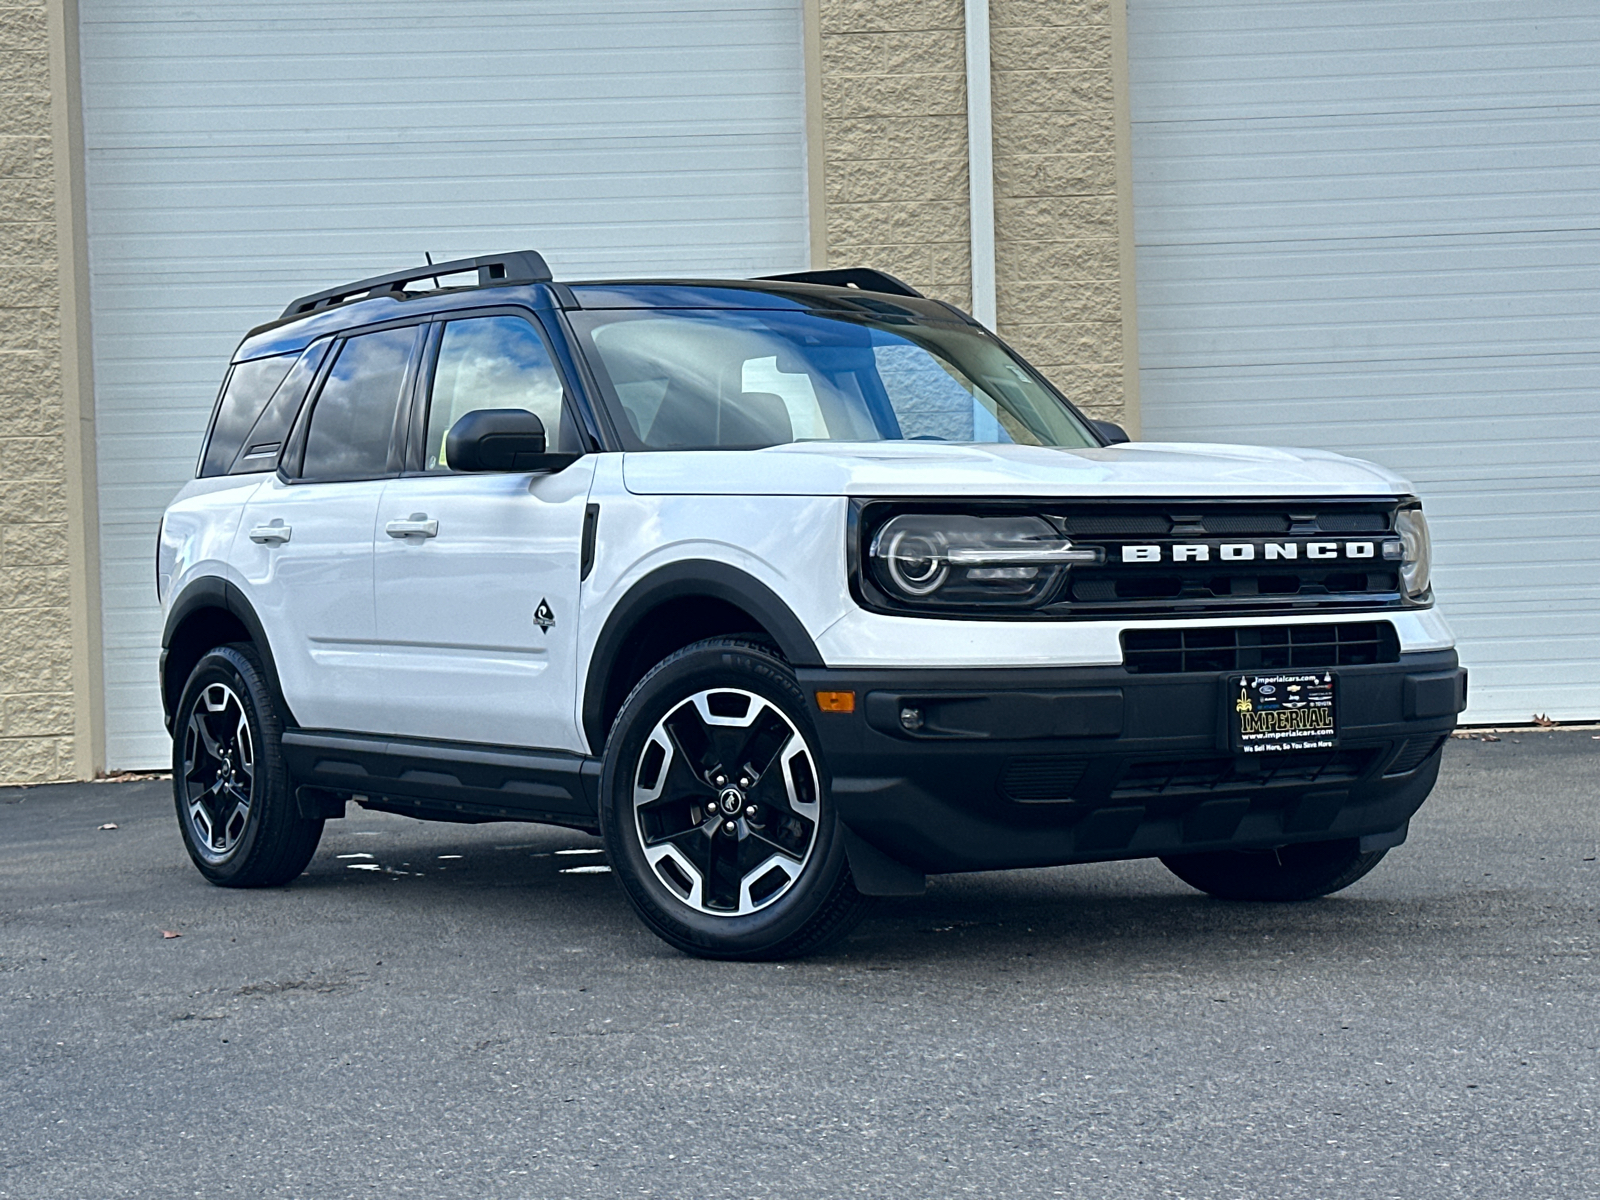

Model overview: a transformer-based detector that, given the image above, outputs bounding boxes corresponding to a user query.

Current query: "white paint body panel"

[372,461,598,752]
[81,0,810,768]
[229,477,386,732]
[1128,0,1600,721]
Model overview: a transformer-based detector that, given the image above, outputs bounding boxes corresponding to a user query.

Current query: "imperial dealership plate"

[1231,672,1337,753]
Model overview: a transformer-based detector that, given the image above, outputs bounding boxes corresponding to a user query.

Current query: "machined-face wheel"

[631,686,821,917]
[181,681,256,862]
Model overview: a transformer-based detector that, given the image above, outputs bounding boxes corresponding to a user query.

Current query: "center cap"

[718,786,745,816]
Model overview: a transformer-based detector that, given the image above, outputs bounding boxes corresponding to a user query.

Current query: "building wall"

[1,0,71,783]
[814,0,1135,428]
[816,0,974,310]
[0,0,98,785]
[991,0,1130,427]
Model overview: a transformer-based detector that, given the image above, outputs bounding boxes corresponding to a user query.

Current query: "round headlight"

[1395,506,1431,599]
[866,513,1100,609]
[880,527,948,596]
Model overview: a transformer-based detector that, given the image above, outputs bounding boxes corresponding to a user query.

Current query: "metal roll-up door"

[79,0,810,767]
[1128,0,1600,723]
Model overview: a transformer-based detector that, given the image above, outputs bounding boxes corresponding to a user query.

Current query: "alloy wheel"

[631,687,820,916]
[181,682,256,861]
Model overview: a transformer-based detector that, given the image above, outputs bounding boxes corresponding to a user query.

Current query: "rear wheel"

[1161,838,1388,902]
[172,643,322,887]
[600,638,869,960]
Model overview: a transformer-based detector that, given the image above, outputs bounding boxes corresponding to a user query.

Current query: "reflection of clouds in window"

[202,354,295,476]
[303,326,416,480]
[427,317,563,470]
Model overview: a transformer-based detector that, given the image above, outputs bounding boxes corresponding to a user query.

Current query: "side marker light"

[815,691,856,714]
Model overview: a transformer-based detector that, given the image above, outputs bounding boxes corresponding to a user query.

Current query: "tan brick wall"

[814,0,1131,426]
[816,0,972,310]
[1,0,76,783]
[991,0,1126,425]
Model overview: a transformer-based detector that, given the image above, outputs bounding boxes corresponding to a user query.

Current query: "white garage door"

[1128,0,1600,724]
[80,0,810,768]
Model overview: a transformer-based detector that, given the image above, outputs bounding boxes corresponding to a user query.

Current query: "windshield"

[568,308,1099,451]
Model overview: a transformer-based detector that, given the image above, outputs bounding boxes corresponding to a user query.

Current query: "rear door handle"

[249,522,292,545]
[385,514,438,539]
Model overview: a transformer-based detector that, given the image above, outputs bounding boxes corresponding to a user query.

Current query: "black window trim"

[278,316,429,486]
[398,304,592,477]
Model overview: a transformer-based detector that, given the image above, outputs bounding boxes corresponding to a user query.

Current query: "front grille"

[1049,500,1407,618]
[1112,749,1373,799]
[1121,622,1400,674]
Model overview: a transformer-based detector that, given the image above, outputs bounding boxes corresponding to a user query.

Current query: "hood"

[621,440,1414,498]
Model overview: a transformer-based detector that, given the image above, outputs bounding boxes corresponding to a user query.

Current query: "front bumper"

[798,650,1465,875]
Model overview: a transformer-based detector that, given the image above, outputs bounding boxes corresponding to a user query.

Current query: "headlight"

[1393,506,1431,599]
[867,513,1101,609]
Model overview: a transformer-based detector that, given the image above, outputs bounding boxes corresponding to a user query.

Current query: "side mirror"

[444,408,578,472]
[1091,419,1130,445]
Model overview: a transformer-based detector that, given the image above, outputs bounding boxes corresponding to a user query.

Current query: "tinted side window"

[227,340,331,474]
[301,326,419,481]
[199,355,295,477]
[423,316,568,471]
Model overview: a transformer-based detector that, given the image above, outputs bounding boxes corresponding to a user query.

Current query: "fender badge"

[534,599,555,632]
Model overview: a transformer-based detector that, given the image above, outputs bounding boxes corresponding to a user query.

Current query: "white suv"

[157,251,1467,959]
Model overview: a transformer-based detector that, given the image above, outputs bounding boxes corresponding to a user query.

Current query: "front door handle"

[249,522,292,545]
[385,514,438,539]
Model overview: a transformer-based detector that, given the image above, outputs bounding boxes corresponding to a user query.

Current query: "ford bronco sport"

[158,250,1467,959]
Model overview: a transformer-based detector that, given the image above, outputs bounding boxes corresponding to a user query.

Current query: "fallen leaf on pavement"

[97,823,118,830]
[161,930,182,939]
[1480,735,1501,742]
[1532,713,1557,728]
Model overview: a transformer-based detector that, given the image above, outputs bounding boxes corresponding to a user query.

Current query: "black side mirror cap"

[444,408,578,473]
[1091,419,1130,445]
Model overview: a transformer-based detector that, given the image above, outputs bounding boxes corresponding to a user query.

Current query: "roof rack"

[279,250,553,320]
[756,267,925,299]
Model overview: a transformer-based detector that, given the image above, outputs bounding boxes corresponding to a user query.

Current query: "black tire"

[600,637,870,960]
[1161,838,1388,902]
[172,643,322,887]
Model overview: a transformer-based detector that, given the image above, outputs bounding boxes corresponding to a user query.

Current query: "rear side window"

[199,355,295,477]
[300,326,419,481]
[226,340,331,474]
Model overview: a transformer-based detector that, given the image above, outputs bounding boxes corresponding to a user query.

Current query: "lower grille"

[1383,735,1448,777]
[1121,622,1399,674]
[1112,749,1373,799]
[1001,756,1089,802]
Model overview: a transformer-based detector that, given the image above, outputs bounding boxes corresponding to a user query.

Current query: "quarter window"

[301,326,419,481]
[423,316,566,471]
[199,354,296,477]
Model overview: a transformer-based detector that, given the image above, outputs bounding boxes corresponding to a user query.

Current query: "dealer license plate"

[1231,672,1338,753]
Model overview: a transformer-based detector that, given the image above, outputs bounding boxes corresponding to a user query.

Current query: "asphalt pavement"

[2,731,1596,1199]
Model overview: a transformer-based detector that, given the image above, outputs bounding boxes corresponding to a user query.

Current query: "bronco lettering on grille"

[1120,540,1393,564]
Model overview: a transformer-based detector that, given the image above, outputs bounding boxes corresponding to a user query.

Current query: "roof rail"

[279,250,553,320]
[756,267,925,299]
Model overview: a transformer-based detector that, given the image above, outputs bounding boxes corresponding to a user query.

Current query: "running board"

[280,729,601,830]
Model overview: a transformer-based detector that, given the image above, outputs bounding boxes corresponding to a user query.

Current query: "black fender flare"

[580,560,823,753]
[160,577,294,731]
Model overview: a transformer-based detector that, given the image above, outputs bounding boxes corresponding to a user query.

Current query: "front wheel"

[172,643,323,887]
[1161,838,1388,902]
[600,638,869,960]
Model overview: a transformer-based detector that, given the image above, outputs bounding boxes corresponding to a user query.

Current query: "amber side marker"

[815,690,856,714]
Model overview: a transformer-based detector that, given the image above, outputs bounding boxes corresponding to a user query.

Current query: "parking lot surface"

[2,732,1596,1198]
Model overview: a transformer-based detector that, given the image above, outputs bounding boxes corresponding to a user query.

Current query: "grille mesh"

[1112,750,1373,798]
[1121,622,1399,674]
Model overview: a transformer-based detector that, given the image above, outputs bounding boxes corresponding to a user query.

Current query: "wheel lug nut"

[723,820,737,834]
[714,775,726,787]
[706,804,718,818]
[745,805,757,818]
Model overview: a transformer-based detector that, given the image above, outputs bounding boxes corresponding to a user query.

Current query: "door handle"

[386,514,438,539]
[249,522,292,545]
